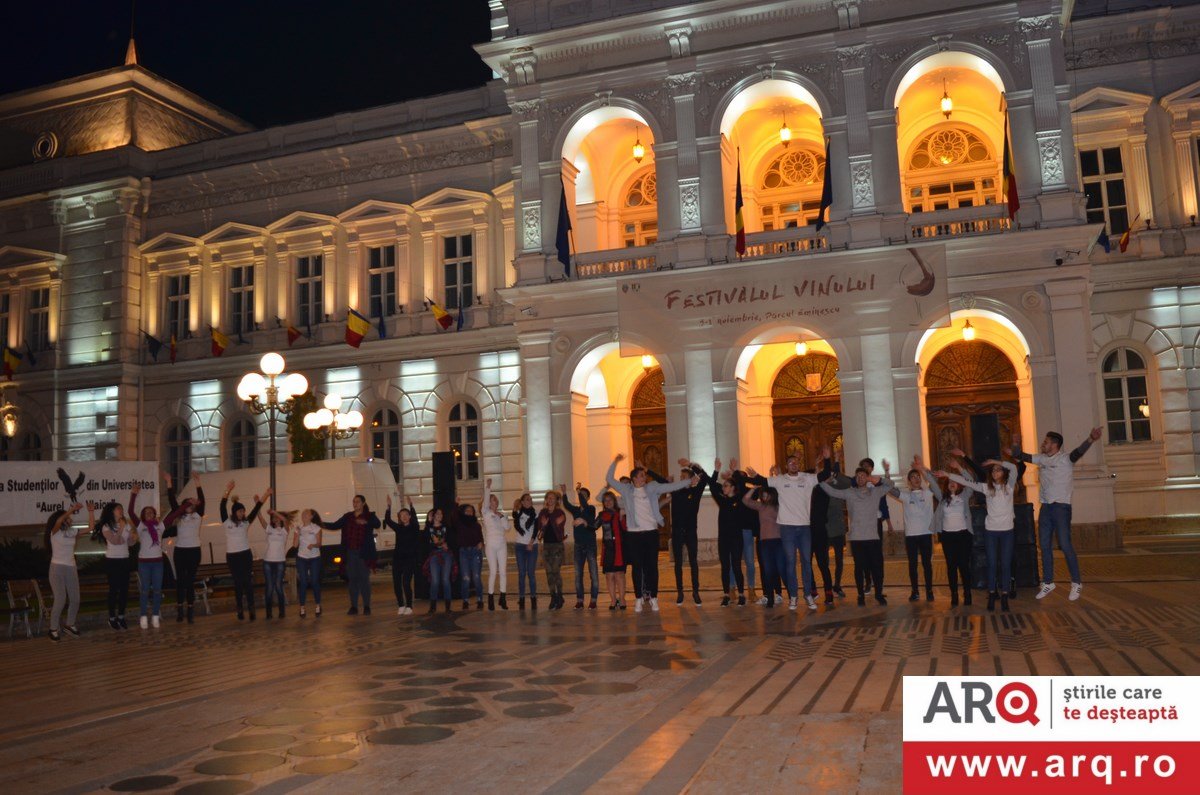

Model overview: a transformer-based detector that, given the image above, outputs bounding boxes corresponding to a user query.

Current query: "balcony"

[735,226,828,262]
[907,204,1012,240]
[574,245,657,279]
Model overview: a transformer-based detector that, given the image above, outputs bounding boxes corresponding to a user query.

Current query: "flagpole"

[567,227,576,278]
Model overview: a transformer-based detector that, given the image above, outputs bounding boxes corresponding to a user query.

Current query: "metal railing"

[908,204,1012,239]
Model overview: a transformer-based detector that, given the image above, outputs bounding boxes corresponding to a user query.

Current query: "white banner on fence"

[0,462,160,526]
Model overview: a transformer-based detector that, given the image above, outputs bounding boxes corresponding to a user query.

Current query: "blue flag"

[1097,229,1111,254]
[815,137,833,232]
[456,304,464,332]
[144,331,163,361]
[555,179,572,275]
[377,311,388,340]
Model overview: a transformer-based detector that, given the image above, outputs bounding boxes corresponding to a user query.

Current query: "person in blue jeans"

[294,509,323,617]
[512,492,539,609]
[941,459,1019,612]
[562,484,600,609]
[1007,427,1101,604]
[424,508,455,613]
[746,449,823,611]
[454,503,485,610]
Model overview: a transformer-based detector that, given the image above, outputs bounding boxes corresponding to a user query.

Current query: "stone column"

[712,379,740,465]
[859,334,899,465]
[892,364,922,462]
[518,331,554,491]
[837,370,868,464]
[683,347,717,466]
[664,383,689,466]
[549,393,581,489]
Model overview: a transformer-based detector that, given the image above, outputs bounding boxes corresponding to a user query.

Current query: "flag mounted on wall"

[169,334,177,364]
[734,153,746,256]
[2,346,21,380]
[211,327,229,357]
[1001,95,1020,220]
[286,324,302,346]
[144,331,163,361]
[345,307,371,348]
[427,299,454,331]
[555,178,573,276]
[815,137,833,232]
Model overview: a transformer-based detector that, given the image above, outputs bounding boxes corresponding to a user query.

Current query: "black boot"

[987,591,998,612]
[176,605,185,623]
[266,605,273,620]
[499,594,508,610]
[909,590,919,602]
[1000,594,1010,612]
[462,599,470,611]
[963,588,973,606]
[926,588,934,602]
[186,605,194,624]
[950,589,959,607]
[279,604,286,618]
[531,596,538,610]
[428,601,437,614]
[518,597,525,610]
[488,593,495,611]
[444,599,452,613]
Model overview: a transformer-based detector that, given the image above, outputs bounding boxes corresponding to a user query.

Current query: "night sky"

[0,1,494,128]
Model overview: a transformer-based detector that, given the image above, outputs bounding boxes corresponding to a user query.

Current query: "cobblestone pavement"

[2,537,1197,794]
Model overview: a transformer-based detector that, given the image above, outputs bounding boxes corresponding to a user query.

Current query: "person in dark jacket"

[320,495,380,615]
[384,494,420,615]
[648,458,710,605]
[562,484,600,609]
[453,502,485,610]
[709,458,746,606]
[810,450,839,605]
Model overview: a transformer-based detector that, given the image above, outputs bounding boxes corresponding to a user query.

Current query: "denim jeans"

[759,539,785,603]
[1038,502,1081,583]
[574,543,599,599]
[263,560,286,610]
[297,556,322,605]
[459,547,483,601]
[779,524,813,598]
[985,530,1015,592]
[741,529,756,589]
[429,549,453,601]
[138,559,164,616]
[345,549,371,610]
[515,543,538,598]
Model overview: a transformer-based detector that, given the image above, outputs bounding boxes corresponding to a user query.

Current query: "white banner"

[0,462,160,526]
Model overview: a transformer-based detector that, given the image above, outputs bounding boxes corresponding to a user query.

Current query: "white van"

[171,458,398,566]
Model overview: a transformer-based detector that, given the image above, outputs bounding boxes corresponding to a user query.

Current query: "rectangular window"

[229,265,255,337]
[296,255,324,329]
[164,275,190,341]
[367,246,397,319]
[1079,146,1129,236]
[442,235,474,310]
[27,288,50,352]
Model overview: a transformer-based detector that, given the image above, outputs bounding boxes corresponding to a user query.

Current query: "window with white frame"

[442,235,474,311]
[371,407,401,482]
[758,147,826,229]
[448,400,480,481]
[620,169,659,246]
[1079,146,1129,237]
[903,126,1000,213]
[26,287,50,352]
[367,246,397,319]
[229,418,257,470]
[164,274,190,341]
[164,422,192,483]
[1102,347,1151,444]
[229,265,255,337]
[296,255,324,328]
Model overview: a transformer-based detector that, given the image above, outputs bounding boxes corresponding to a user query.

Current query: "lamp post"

[0,385,18,439]
[237,352,307,511]
[303,393,364,458]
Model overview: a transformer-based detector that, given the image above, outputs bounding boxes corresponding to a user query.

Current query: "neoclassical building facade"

[1,0,1198,540]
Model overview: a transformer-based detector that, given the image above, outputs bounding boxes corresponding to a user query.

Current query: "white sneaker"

[788,597,798,611]
[398,606,405,616]
[635,598,643,613]
[139,616,149,630]
[756,596,768,605]
[805,595,817,611]
[151,615,160,628]
[650,598,660,612]
[1069,582,1082,601]
[1036,583,1056,600]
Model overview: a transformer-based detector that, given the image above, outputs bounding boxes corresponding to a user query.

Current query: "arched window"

[619,169,658,247]
[447,401,480,481]
[758,147,827,229]
[904,125,1000,212]
[371,408,401,483]
[1102,348,1151,443]
[164,422,192,484]
[229,418,257,470]
[20,431,43,461]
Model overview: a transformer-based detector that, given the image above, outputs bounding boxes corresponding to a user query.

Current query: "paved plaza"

[2,536,1198,794]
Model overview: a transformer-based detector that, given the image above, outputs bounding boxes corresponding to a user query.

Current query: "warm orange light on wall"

[779,113,792,147]
[940,79,953,119]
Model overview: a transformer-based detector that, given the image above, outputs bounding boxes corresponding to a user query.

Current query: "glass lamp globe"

[345,410,364,429]
[303,413,321,430]
[282,372,308,398]
[260,352,285,376]
[323,393,342,411]
[315,408,334,427]
[334,412,351,431]
[238,373,266,401]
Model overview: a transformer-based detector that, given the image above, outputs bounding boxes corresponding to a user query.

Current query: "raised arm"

[129,485,140,526]
[193,472,206,516]
[52,505,81,535]
[246,491,267,525]
[740,489,762,510]
[645,468,669,485]
[819,480,850,501]
[606,456,624,492]
[1069,427,1103,463]
[383,498,400,532]
[560,485,580,516]
[925,470,943,501]
[164,472,179,511]
[219,480,234,522]
[163,504,187,527]
[941,471,983,494]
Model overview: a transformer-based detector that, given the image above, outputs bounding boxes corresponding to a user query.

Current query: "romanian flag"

[211,327,229,357]
[1118,215,1139,253]
[428,299,453,331]
[734,154,746,256]
[345,308,370,348]
[286,324,302,346]
[1001,95,1019,220]
[2,346,21,380]
[815,137,833,232]
[169,334,177,364]
[144,331,163,361]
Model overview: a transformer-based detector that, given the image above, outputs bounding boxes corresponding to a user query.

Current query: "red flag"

[345,308,370,348]
[169,335,177,364]
[287,325,302,346]
[1002,96,1019,220]
[211,328,229,357]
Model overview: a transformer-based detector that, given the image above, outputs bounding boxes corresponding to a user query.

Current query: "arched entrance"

[630,366,671,549]
[924,339,1023,496]
[771,353,843,466]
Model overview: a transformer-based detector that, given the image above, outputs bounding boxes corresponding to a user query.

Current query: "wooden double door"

[772,396,844,470]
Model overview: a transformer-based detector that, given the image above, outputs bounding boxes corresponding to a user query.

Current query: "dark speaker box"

[431,451,457,517]
[1014,503,1035,545]
[970,413,1002,462]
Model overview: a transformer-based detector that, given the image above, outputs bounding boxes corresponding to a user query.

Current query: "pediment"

[1070,86,1152,115]
[1163,78,1200,110]
[0,245,63,271]
[140,233,202,255]
[337,200,412,224]
[200,222,267,245]
[266,211,338,234]
[412,187,493,212]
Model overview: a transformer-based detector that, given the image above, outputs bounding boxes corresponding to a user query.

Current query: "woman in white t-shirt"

[886,458,940,603]
[219,481,269,622]
[294,509,323,618]
[940,460,1018,613]
[263,509,293,619]
[93,500,135,630]
[46,502,94,642]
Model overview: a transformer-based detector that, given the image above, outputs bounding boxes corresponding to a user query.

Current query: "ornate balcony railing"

[735,226,828,261]
[574,245,657,279]
[907,204,1012,240]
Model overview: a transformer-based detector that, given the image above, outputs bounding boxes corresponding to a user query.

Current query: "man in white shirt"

[1007,427,1101,603]
[747,450,823,611]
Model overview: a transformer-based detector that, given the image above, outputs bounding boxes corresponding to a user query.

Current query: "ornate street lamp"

[303,392,364,458]
[237,352,307,510]
[0,386,17,439]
